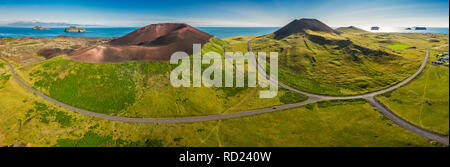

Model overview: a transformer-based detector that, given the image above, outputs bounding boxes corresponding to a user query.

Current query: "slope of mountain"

[68,23,213,63]
[274,18,338,39]
[248,19,424,96]
[336,26,368,34]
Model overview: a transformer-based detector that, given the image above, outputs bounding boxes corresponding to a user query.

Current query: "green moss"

[56,131,116,147]
[279,90,308,104]
[30,57,174,114]
[305,103,314,110]
[24,102,75,127]
[55,111,74,128]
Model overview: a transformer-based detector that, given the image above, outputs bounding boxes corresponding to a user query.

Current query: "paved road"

[1,37,448,145]
[248,40,448,145]
[0,57,321,123]
[366,96,449,145]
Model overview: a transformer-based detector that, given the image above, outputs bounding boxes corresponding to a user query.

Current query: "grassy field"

[378,52,449,135]
[216,99,440,147]
[0,33,448,147]
[0,71,439,147]
[385,44,414,50]
[223,36,257,53]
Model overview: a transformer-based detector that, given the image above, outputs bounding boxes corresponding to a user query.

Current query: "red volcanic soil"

[67,23,213,63]
[274,18,338,39]
[37,48,74,59]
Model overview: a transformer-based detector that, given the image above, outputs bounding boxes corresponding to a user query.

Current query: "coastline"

[1,27,448,39]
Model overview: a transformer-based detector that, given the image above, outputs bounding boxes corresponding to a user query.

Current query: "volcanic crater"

[67,23,213,63]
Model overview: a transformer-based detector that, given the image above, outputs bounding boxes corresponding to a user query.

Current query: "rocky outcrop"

[32,26,50,30]
[64,26,86,33]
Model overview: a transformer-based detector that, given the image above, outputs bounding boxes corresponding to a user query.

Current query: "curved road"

[0,57,320,123]
[248,40,448,145]
[247,40,428,100]
[0,38,448,145]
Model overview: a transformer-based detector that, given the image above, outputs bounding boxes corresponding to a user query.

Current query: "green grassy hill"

[17,37,306,118]
[247,30,425,96]
[1,35,446,147]
[336,26,368,34]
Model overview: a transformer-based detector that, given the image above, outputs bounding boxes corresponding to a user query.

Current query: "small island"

[64,26,86,33]
[32,26,50,30]
[415,27,427,30]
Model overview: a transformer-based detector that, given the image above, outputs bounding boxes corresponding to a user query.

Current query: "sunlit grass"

[385,44,414,50]
[245,32,426,96]
[378,53,449,135]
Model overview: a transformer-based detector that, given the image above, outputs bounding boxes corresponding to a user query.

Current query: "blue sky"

[0,0,448,27]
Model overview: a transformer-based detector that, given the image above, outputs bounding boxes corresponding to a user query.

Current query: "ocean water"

[0,27,280,39]
[360,27,449,34]
[0,27,137,38]
[0,26,448,39]
[198,27,280,38]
